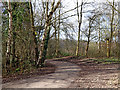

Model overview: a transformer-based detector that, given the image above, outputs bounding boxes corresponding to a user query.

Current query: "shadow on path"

[2,60,81,88]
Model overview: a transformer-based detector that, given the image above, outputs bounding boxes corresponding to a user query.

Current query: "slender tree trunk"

[118,2,120,60]
[54,13,58,56]
[12,26,16,67]
[80,33,83,55]
[6,0,12,73]
[37,0,61,67]
[54,13,57,55]
[76,0,83,56]
[56,4,61,57]
[109,0,114,57]
[106,39,110,57]
[29,1,39,65]
[85,24,91,57]
[118,29,120,60]
[85,38,90,57]
[98,20,101,54]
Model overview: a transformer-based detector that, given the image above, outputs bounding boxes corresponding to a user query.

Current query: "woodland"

[1,0,120,87]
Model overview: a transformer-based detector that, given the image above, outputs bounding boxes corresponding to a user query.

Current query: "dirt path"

[2,60,81,88]
[2,57,119,88]
[65,58,119,88]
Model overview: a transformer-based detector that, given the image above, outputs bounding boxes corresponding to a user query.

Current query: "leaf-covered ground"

[2,62,56,83]
[62,57,119,88]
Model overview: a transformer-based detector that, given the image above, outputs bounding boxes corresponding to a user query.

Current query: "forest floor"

[2,62,56,83]
[2,56,120,88]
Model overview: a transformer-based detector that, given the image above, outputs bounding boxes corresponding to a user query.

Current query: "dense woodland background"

[2,0,120,76]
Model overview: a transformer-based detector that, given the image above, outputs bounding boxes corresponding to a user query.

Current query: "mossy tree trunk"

[29,1,39,65]
[37,0,61,67]
[12,22,16,67]
[6,0,12,73]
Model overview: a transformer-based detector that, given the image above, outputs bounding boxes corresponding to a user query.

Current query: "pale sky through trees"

[4,0,117,41]
[1,0,119,41]
[61,0,119,41]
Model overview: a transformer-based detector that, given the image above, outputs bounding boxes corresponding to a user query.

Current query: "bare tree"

[109,0,115,57]
[56,3,61,56]
[29,0,39,65]
[85,14,98,57]
[37,0,61,67]
[76,0,83,56]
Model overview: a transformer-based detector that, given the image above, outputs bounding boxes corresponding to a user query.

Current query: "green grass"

[92,57,120,64]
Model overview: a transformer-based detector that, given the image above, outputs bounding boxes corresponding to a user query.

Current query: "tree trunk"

[118,30,120,60]
[85,24,91,57]
[54,13,57,56]
[36,0,61,67]
[12,26,16,67]
[118,2,120,60]
[56,4,61,57]
[29,1,39,65]
[6,0,12,73]
[38,25,51,67]
[85,34,90,57]
[109,0,114,57]
[80,33,83,55]
[98,20,101,54]
[106,39,110,57]
[76,0,83,56]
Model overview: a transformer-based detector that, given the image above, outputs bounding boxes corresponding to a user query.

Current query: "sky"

[1,0,119,41]
[60,0,119,41]
[60,0,97,40]
[30,0,119,41]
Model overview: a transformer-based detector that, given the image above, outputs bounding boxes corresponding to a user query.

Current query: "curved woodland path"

[2,57,119,88]
[2,59,81,88]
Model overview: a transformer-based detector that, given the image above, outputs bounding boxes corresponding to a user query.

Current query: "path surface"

[2,57,119,88]
[66,58,119,88]
[2,60,81,88]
